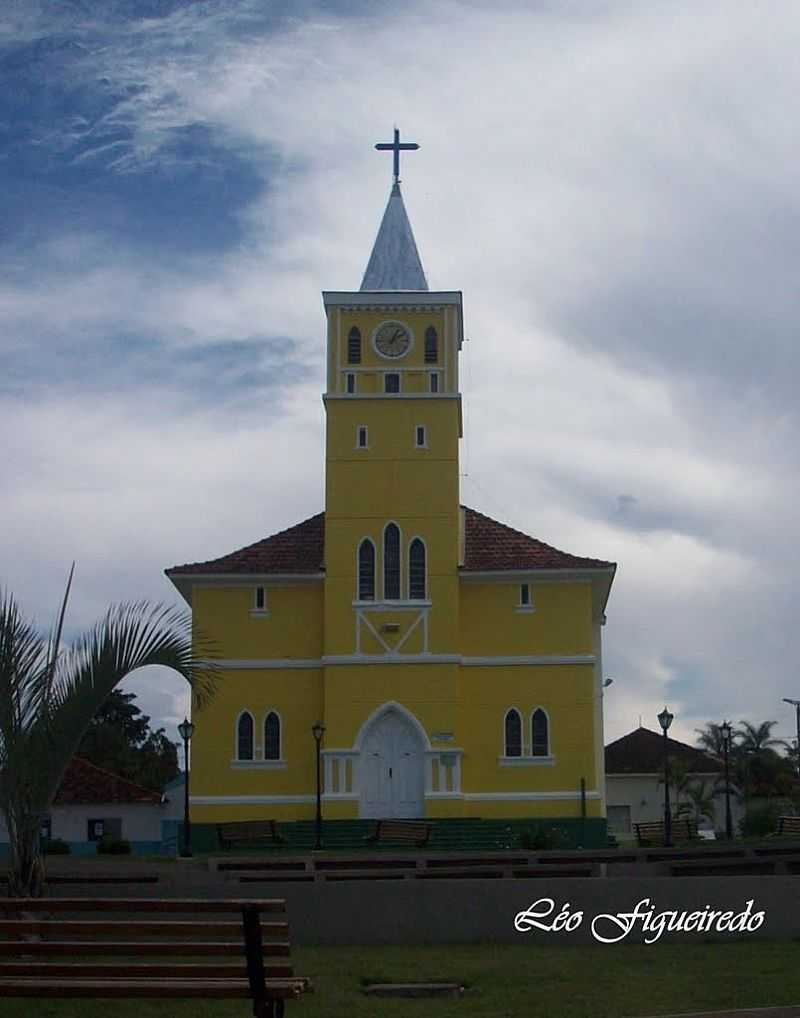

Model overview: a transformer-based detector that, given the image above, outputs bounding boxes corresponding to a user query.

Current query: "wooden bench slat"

[0,897,288,913]
[0,978,306,999]
[365,820,433,847]
[0,894,308,1009]
[0,961,294,979]
[0,940,291,957]
[0,919,288,938]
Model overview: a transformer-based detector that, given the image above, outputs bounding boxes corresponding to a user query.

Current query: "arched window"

[383,523,400,600]
[237,712,254,761]
[409,538,426,599]
[532,708,549,756]
[424,326,438,364]
[504,709,522,757]
[348,327,361,364]
[358,539,375,600]
[264,711,281,761]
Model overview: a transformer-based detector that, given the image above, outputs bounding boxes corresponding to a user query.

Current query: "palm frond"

[38,600,219,804]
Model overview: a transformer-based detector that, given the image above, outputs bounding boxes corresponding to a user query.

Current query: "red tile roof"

[167,512,325,576]
[167,506,614,576]
[461,506,614,572]
[605,727,722,775]
[54,757,163,805]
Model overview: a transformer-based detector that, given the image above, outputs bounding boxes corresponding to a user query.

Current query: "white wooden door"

[359,710,424,818]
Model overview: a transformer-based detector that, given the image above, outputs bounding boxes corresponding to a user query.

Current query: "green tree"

[694,722,727,761]
[0,566,217,898]
[78,689,179,791]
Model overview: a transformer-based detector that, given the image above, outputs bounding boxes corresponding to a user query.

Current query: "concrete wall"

[0,800,177,854]
[20,859,800,946]
[606,774,744,835]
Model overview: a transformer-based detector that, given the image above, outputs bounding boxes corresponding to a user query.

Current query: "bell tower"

[321,129,464,659]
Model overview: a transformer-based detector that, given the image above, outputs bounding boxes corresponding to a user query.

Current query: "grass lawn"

[3,939,800,1018]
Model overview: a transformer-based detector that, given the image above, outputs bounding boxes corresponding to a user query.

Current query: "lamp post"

[782,698,800,776]
[720,720,733,840]
[657,706,674,847]
[177,717,194,858]
[312,721,325,850]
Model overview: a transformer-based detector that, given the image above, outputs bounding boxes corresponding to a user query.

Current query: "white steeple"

[360,182,429,292]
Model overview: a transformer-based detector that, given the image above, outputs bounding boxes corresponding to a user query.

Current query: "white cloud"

[4,0,800,748]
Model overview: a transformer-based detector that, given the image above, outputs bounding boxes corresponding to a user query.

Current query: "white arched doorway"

[357,706,426,819]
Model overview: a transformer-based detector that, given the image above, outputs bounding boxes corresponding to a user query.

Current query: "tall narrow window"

[520,583,530,606]
[409,538,426,599]
[254,586,265,610]
[357,425,368,449]
[348,327,361,364]
[358,539,375,600]
[346,373,356,394]
[383,523,400,600]
[424,326,438,363]
[384,373,400,393]
[237,712,254,761]
[532,709,549,756]
[429,372,439,393]
[415,425,426,448]
[264,711,280,761]
[505,709,522,758]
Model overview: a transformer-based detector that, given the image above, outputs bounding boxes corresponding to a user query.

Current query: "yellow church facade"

[167,144,615,830]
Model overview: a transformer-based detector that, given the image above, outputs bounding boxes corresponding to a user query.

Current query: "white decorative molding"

[203,654,593,669]
[248,609,270,619]
[190,795,316,805]
[497,755,556,768]
[212,659,323,670]
[462,655,595,667]
[322,290,463,310]
[463,791,601,801]
[230,760,287,770]
[459,568,614,582]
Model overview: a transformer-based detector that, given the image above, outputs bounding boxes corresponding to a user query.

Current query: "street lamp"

[657,706,674,847]
[177,717,194,858]
[311,721,325,850]
[782,699,800,777]
[720,720,733,840]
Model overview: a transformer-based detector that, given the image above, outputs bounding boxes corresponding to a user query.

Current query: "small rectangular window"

[520,583,530,606]
[346,373,356,394]
[415,425,426,448]
[254,586,265,610]
[88,819,104,842]
[429,373,439,393]
[384,373,400,393]
[348,327,361,364]
[357,425,368,448]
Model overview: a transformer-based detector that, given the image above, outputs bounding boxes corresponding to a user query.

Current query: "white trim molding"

[202,653,593,669]
[230,760,287,771]
[497,755,556,767]
[463,791,601,801]
[462,655,595,667]
[190,795,316,806]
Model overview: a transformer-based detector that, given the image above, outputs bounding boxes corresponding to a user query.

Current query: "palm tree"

[735,720,782,755]
[0,567,218,897]
[694,722,727,761]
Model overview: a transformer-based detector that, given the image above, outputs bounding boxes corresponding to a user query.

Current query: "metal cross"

[375,127,420,184]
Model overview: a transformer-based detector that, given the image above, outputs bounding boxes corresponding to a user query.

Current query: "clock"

[374,320,412,359]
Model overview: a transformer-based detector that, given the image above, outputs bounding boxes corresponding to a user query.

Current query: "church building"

[166,131,616,833]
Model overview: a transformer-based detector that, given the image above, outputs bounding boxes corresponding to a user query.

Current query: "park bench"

[634,816,698,847]
[773,816,800,837]
[0,896,309,1018]
[217,819,287,850]
[364,819,433,847]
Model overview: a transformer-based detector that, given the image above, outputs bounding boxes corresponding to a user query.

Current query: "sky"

[3,0,800,757]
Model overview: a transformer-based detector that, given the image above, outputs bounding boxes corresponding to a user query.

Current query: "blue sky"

[3,0,800,753]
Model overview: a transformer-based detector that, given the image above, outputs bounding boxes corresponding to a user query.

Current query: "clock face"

[374,320,412,359]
